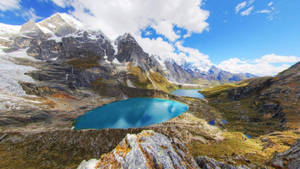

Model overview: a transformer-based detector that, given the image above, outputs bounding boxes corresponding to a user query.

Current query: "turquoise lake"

[171,89,205,99]
[74,98,188,130]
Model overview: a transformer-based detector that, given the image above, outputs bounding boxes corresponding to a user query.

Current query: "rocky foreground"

[78,130,249,169]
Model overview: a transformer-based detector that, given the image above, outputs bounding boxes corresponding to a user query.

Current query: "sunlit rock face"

[78,130,199,169]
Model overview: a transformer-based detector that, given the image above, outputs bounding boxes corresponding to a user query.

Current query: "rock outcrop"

[115,33,161,71]
[195,156,250,169]
[270,139,300,169]
[78,130,199,169]
[78,130,252,169]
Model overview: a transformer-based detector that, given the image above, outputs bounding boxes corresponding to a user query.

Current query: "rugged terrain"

[0,12,254,132]
[0,13,299,169]
[201,62,300,168]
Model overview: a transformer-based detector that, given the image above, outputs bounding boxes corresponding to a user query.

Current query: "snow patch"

[77,159,98,169]
[0,50,37,97]
[0,23,21,36]
[112,41,118,55]
[48,36,63,43]
[112,58,121,65]
[37,24,54,35]
[168,81,203,87]
[126,79,136,88]
[47,23,56,29]
[56,13,84,29]
[8,49,38,61]
[146,72,157,89]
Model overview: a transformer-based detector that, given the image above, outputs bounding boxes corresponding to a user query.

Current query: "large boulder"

[78,130,199,169]
[78,130,249,169]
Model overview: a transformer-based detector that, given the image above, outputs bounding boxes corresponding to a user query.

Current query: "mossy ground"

[0,130,141,169]
[201,82,248,97]
[191,78,220,87]
[188,131,267,166]
[188,129,300,167]
[91,77,120,96]
[127,64,154,89]
[67,55,101,70]
[192,81,300,167]
[259,129,300,157]
[149,71,178,92]
[209,98,283,137]
[128,64,178,93]
[201,81,284,136]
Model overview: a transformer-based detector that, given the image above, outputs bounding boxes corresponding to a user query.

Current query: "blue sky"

[0,0,299,75]
[185,0,300,64]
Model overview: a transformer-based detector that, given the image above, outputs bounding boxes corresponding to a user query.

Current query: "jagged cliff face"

[3,14,173,93]
[115,33,161,71]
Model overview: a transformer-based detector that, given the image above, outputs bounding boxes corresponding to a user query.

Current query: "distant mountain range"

[0,13,255,86]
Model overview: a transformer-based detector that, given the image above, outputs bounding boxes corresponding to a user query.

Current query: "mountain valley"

[0,13,299,169]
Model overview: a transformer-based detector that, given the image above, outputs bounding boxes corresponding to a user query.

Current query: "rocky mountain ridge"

[202,61,300,135]
[0,13,254,84]
[0,12,258,114]
[200,61,300,169]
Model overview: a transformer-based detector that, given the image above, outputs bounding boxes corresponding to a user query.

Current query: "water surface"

[75,98,188,130]
[171,89,205,99]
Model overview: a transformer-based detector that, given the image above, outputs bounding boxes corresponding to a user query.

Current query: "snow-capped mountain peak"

[0,12,255,84]
[20,19,42,33]
[39,13,83,30]
[37,13,84,37]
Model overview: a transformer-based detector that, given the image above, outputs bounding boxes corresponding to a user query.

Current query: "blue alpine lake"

[74,98,189,130]
[171,89,205,99]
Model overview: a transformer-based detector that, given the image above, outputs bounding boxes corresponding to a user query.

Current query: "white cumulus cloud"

[49,0,214,71]
[257,9,271,14]
[268,1,273,7]
[235,1,247,13]
[22,8,42,21]
[256,54,300,63]
[135,36,212,71]
[218,54,300,76]
[152,21,179,42]
[52,0,72,8]
[51,0,209,41]
[0,0,20,11]
[241,6,254,16]
[235,0,277,20]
